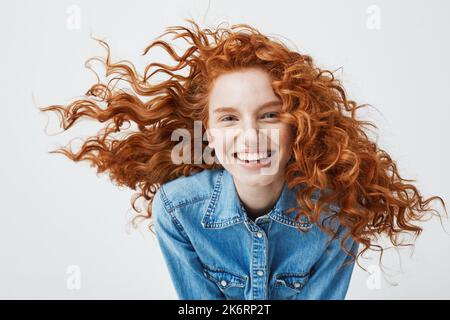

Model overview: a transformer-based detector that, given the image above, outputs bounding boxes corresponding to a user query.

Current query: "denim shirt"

[152,167,359,300]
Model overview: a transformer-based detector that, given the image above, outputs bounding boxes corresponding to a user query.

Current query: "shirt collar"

[201,168,319,230]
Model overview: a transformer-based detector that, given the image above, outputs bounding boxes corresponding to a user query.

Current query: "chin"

[223,161,287,187]
[239,170,275,184]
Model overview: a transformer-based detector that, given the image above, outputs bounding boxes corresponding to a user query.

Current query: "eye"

[220,115,237,122]
[263,112,279,119]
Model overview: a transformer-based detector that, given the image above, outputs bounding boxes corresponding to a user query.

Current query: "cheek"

[210,127,242,150]
[209,133,231,156]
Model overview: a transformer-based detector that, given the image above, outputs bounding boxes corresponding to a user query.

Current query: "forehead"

[208,68,278,109]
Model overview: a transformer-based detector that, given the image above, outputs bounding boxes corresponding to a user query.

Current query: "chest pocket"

[270,272,310,300]
[202,265,247,300]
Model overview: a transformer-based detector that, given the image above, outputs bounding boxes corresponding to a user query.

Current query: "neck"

[232,174,285,220]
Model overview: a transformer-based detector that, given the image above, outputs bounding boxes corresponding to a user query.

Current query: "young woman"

[40,19,446,300]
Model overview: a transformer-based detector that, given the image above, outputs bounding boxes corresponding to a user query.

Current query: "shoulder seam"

[172,194,211,210]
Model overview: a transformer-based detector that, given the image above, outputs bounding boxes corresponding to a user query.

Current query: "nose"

[238,120,267,152]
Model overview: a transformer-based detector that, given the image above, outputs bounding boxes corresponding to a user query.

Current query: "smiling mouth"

[232,151,273,164]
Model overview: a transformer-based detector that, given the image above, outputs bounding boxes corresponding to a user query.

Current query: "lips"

[232,150,274,163]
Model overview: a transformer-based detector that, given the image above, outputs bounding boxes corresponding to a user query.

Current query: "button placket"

[250,225,268,299]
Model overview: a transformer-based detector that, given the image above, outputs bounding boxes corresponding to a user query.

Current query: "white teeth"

[236,152,271,161]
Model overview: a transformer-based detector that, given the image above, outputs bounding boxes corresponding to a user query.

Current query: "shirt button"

[294,282,301,288]
[220,280,227,287]
[256,232,263,238]
[257,270,264,276]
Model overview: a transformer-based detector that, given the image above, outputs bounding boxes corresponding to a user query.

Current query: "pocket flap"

[202,265,247,289]
[274,272,309,290]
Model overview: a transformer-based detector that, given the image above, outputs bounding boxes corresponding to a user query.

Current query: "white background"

[0,0,449,299]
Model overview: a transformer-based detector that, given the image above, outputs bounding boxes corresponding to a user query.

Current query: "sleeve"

[151,187,226,300]
[296,224,360,300]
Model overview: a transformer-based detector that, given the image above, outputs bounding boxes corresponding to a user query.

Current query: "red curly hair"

[40,19,447,274]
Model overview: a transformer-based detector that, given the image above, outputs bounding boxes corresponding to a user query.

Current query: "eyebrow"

[212,100,282,115]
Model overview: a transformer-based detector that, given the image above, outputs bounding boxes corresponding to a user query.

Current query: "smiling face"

[206,67,294,187]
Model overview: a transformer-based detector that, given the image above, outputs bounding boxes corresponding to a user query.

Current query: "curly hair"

[39,18,447,275]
